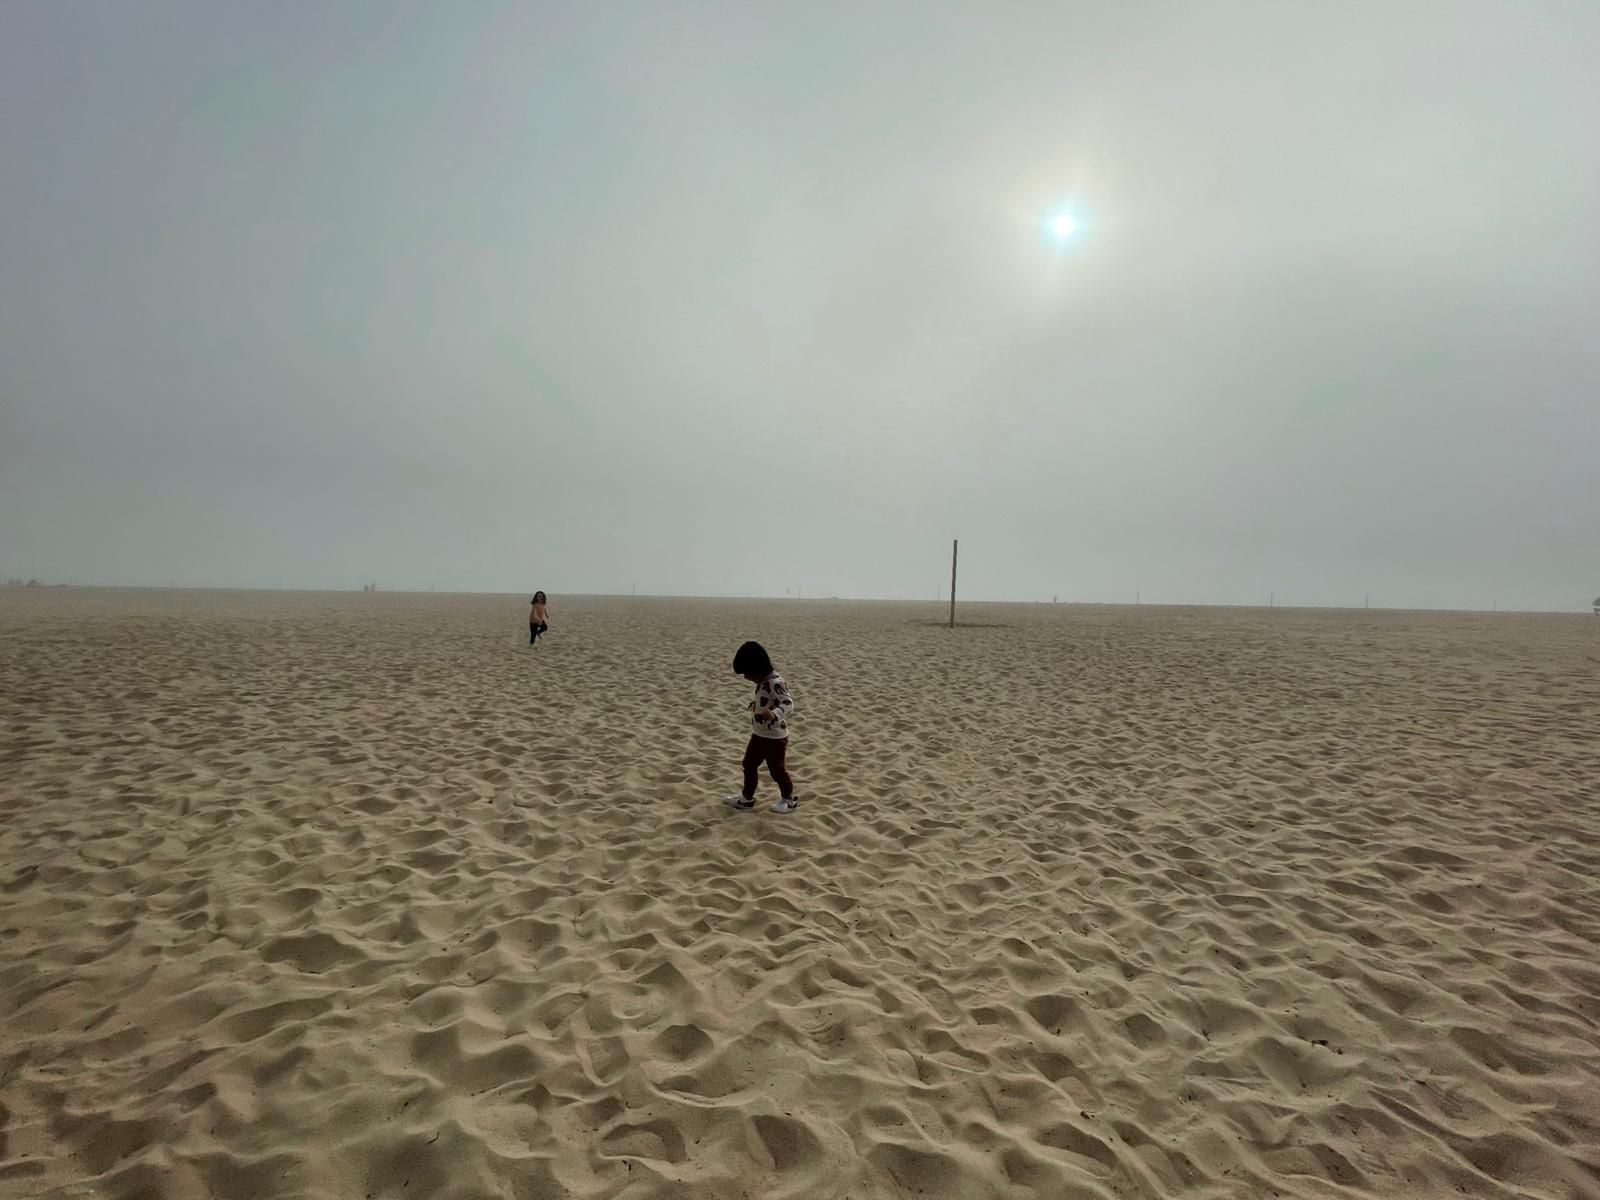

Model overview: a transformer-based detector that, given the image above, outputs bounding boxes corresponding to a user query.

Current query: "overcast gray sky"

[3,2,1596,609]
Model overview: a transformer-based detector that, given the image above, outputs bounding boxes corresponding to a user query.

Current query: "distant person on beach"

[529,592,549,646]
[724,640,799,814]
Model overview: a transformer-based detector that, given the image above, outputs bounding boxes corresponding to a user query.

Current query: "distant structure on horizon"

[1593,594,1599,615]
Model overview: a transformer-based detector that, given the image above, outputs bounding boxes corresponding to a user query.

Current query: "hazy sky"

[3,2,1596,608]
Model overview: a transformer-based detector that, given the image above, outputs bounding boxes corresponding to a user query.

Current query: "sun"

[1037,202,1092,257]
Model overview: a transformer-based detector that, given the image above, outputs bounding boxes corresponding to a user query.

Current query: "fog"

[4,2,1596,609]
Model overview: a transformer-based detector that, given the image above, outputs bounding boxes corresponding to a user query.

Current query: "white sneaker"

[723,794,755,812]
[770,795,799,814]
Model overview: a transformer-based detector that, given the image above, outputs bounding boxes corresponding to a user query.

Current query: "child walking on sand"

[724,640,799,814]
[529,592,549,646]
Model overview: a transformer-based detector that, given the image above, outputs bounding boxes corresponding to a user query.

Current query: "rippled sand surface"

[2,588,1598,1199]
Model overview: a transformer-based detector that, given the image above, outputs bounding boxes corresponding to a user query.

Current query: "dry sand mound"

[2,589,1599,1199]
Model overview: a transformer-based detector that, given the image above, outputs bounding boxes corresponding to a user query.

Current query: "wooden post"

[949,540,958,629]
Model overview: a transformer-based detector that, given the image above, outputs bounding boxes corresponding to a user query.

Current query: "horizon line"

[2,581,1590,617]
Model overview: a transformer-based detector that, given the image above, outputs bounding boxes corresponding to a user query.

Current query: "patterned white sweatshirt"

[750,672,795,740]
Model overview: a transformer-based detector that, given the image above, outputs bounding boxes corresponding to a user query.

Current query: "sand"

[2,588,1599,1200]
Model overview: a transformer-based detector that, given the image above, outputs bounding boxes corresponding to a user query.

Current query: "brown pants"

[742,736,793,800]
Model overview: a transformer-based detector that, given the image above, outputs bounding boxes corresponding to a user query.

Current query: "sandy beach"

[2,587,1598,1199]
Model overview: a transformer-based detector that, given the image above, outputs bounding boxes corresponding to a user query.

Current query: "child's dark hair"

[733,640,773,677]
[532,591,547,604]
